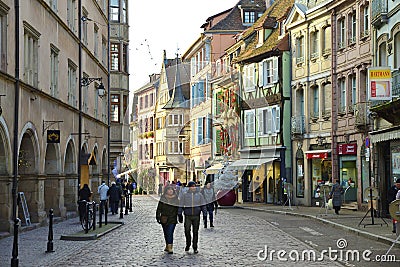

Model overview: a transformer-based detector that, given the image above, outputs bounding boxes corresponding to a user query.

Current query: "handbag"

[160,215,168,224]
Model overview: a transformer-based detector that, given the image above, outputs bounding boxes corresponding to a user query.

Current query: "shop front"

[338,143,357,202]
[305,149,332,206]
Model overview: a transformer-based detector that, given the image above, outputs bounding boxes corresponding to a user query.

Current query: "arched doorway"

[44,143,62,216]
[64,140,77,212]
[18,130,41,224]
[0,120,11,231]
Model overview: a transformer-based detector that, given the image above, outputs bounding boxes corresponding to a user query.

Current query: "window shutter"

[257,109,263,135]
[273,57,278,83]
[258,62,264,87]
[275,106,281,133]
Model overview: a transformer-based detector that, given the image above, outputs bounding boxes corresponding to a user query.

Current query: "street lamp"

[81,77,106,98]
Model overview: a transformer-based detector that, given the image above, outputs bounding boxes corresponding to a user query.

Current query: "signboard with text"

[368,67,392,101]
[338,143,357,155]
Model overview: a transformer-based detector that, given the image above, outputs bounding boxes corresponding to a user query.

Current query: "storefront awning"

[205,163,224,174]
[116,169,135,178]
[305,149,331,159]
[370,130,400,143]
[227,158,275,170]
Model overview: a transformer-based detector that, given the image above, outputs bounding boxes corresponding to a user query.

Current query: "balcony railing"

[354,102,367,126]
[371,0,388,27]
[291,115,305,135]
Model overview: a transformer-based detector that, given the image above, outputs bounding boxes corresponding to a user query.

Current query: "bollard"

[104,200,108,225]
[85,203,89,234]
[124,194,129,215]
[99,201,103,228]
[11,218,20,267]
[129,193,133,212]
[92,202,96,231]
[119,197,124,219]
[46,209,55,253]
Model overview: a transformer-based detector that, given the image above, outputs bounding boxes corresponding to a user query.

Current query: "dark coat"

[108,184,121,202]
[387,185,399,204]
[178,190,207,216]
[330,183,344,207]
[79,186,91,201]
[156,195,179,224]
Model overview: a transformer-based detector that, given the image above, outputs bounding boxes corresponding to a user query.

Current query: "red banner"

[306,152,328,159]
[338,144,357,155]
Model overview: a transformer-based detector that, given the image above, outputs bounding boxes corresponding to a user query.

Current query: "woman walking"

[329,179,344,215]
[156,185,179,254]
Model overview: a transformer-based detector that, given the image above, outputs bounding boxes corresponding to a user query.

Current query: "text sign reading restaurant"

[338,144,357,155]
[368,67,392,101]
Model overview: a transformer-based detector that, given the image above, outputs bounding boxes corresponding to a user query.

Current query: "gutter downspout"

[11,0,20,266]
[331,9,339,183]
[107,2,111,186]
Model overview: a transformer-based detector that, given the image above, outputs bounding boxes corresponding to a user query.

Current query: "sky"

[129,0,239,92]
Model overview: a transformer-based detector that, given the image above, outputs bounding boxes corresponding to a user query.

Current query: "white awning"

[116,169,135,178]
[227,158,275,170]
[205,163,224,174]
[370,131,400,143]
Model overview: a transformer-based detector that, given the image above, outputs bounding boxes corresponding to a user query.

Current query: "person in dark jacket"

[156,185,179,254]
[78,184,92,221]
[178,181,207,254]
[201,181,218,228]
[107,182,121,215]
[387,178,400,232]
[329,179,344,215]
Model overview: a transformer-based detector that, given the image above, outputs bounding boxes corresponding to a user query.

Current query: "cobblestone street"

[1,196,343,267]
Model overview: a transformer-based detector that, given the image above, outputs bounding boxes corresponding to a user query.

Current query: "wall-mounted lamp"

[81,77,106,98]
[316,135,326,146]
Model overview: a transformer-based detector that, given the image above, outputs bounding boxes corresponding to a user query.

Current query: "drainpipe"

[331,9,339,182]
[11,1,20,266]
[107,1,111,186]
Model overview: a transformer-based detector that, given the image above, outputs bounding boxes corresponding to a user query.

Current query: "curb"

[236,206,400,248]
[60,221,124,241]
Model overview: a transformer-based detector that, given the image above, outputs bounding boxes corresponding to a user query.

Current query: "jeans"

[184,215,200,249]
[162,223,176,244]
[110,201,119,214]
[204,209,214,223]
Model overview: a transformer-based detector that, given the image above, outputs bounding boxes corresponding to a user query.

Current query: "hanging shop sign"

[368,67,392,101]
[47,130,60,143]
[338,143,357,155]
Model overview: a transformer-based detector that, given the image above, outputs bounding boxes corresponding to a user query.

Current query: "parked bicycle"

[78,200,96,232]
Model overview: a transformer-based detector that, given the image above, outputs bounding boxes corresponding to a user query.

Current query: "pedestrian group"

[156,180,218,254]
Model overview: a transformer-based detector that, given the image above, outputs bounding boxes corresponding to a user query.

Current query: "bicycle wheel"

[87,209,94,230]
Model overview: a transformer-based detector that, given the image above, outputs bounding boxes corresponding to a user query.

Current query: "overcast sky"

[129,0,239,92]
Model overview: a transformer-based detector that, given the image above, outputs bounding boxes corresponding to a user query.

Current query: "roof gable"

[285,3,307,27]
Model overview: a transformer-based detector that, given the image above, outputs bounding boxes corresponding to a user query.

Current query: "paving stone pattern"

[0,196,342,267]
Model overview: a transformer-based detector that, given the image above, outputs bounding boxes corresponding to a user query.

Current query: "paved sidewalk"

[235,202,400,248]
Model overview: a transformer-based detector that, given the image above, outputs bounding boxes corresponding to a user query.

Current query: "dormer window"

[244,11,256,24]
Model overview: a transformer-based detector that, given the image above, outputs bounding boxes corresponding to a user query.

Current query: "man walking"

[178,181,207,254]
[98,181,109,215]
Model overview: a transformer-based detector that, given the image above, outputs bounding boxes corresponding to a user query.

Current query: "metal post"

[92,202,96,231]
[124,194,128,215]
[99,201,103,228]
[119,197,123,219]
[129,193,132,212]
[104,200,108,225]
[46,209,54,253]
[85,203,89,234]
[11,218,20,267]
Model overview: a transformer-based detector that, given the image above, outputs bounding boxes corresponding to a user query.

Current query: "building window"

[0,9,7,71]
[322,83,332,117]
[243,11,256,24]
[68,60,77,107]
[111,94,120,122]
[262,57,278,86]
[110,0,119,21]
[244,110,255,138]
[67,0,76,32]
[338,18,346,49]
[24,22,40,87]
[122,44,128,73]
[322,26,331,55]
[258,105,280,135]
[295,36,304,64]
[395,33,400,69]
[312,86,319,118]
[351,75,357,109]
[243,64,256,92]
[349,12,356,45]
[296,89,304,116]
[361,4,369,38]
[339,78,346,113]
[50,45,59,97]
[82,10,88,45]
[378,42,387,66]
[122,0,127,23]
[168,114,183,126]
[111,43,119,71]
[310,31,319,59]
[102,37,107,66]
[50,0,57,12]
[123,95,128,120]
[94,24,99,57]
[168,141,182,154]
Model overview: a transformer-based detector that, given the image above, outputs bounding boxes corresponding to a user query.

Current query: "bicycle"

[78,200,95,232]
